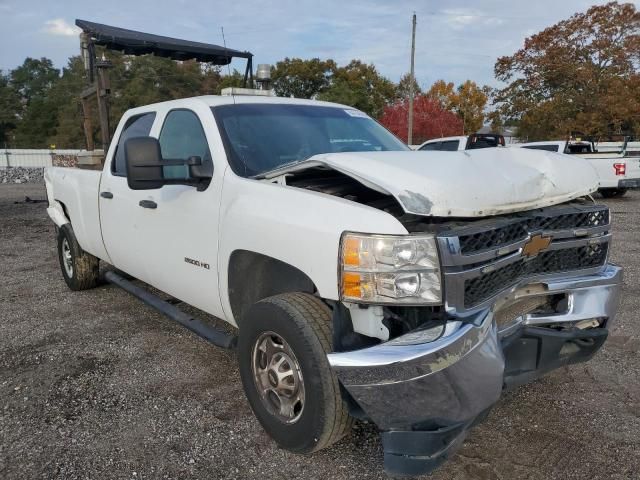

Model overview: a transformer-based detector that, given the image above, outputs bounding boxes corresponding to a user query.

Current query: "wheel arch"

[228,250,317,327]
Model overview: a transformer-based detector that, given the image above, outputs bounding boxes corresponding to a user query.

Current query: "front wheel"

[237,293,352,453]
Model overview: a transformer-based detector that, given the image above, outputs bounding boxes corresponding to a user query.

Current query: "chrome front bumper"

[327,264,622,476]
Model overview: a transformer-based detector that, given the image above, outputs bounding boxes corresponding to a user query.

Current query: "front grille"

[463,243,609,308]
[531,209,609,231]
[458,207,609,254]
[459,223,528,253]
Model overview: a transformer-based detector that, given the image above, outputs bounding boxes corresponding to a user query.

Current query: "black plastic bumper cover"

[382,408,492,477]
[502,325,608,389]
[619,178,640,189]
[382,326,608,477]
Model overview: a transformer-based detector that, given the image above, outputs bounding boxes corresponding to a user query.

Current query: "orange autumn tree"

[494,1,640,140]
[379,95,463,145]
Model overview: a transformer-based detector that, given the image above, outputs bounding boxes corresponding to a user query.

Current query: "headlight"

[339,232,442,304]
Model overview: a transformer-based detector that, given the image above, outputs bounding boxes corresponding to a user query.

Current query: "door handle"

[100,191,113,199]
[139,200,157,209]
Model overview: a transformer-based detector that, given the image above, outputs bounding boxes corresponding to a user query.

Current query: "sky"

[1,0,638,88]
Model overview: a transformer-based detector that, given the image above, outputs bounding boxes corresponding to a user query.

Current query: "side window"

[420,142,440,151]
[440,141,460,151]
[159,110,212,179]
[113,112,156,176]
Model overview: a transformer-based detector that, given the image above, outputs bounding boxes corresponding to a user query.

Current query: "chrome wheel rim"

[251,331,305,424]
[61,238,73,277]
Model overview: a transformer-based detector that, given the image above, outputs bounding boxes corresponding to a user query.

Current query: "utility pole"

[408,13,417,146]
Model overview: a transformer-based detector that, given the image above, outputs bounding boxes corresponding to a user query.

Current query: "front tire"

[57,224,100,291]
[238,293,352,453]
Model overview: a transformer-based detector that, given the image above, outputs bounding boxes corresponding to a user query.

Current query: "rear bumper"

[327,264,622,477]
[618,178,640,189]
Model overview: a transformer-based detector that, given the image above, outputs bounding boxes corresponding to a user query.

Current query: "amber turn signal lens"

[342,272,362,298]
[342,237,361,267]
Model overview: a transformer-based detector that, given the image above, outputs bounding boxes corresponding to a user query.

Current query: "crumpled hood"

[266,148,600,217]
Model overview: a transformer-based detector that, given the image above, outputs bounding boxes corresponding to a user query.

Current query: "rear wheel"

[57,224,100,291]
[238,292,352,453]
[599,188,627,198]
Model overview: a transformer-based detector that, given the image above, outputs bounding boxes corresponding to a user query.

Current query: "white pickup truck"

[514,140,640,197]
[44,95,622,477]
[416,133,506,151]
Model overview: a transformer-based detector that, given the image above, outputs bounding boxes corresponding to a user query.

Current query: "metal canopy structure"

[74,19,254,157]
[75,19,253,64]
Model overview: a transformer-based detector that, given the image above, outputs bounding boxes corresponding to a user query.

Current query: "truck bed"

[44,167,109,262]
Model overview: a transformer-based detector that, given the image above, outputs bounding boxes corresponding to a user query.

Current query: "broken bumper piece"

[327,264,622,477]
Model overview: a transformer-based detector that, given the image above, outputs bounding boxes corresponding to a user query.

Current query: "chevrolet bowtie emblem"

[522,233,552,257]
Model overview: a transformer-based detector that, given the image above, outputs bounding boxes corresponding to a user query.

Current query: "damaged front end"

[325,201,621,477]
[267,148,620,476]
[328,264,621,476]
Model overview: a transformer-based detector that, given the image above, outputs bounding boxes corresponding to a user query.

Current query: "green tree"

[271,58,336,98]
[52,56,94,149]
[218,69,245,91]
[10,57,59,106]
[396,73,421,100]
[10,58,61,147]
[318,60,396,118]
[494,2,640,139]
[13,97,61,147]
[0,72,20,146]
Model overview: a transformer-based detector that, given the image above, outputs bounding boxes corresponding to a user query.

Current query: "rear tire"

[238,292,352,453]
[599,188,627,198]
[57,224,100,291]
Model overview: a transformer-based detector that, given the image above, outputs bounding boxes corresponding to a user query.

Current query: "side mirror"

[188,155,213,180]
[124,137,164,190]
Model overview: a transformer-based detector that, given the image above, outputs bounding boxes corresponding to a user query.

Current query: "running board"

[104,271,237,349]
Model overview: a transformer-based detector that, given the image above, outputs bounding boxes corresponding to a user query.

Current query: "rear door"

[99,111,157,282]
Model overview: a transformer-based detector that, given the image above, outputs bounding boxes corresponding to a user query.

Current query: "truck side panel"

[44,167,111,262]
[217,171,408,325]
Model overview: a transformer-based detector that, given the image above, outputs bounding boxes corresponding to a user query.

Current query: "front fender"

[217,172,407,325]
[46,200,70,228]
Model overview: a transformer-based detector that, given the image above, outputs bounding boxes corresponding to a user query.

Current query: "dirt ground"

[1,183,638,480]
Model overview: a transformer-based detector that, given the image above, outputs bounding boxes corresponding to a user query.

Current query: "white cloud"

[441,9,504,29]
[43,18,79,37]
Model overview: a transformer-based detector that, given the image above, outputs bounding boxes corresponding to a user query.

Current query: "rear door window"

[112,112,156,176]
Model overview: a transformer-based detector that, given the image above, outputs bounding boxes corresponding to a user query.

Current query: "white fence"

[0,149,82,168]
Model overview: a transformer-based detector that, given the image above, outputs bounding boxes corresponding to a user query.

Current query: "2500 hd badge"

[184,257,210,270]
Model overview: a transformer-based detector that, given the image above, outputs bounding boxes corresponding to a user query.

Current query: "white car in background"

[416,133,505,151]
[513,140,640,197]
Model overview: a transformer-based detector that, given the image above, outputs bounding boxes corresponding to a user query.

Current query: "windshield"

[212,103,408,177]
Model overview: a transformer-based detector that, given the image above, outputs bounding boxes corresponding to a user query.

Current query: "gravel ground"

[1,183,638,480]
[0,167,45,184]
